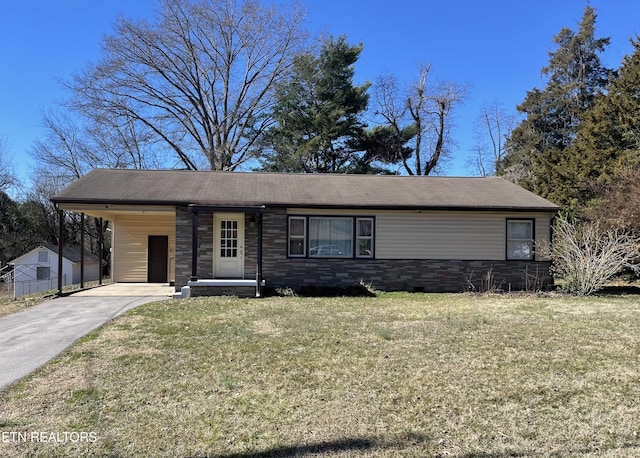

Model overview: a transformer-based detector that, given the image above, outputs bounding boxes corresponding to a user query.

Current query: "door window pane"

[220,220,238,257]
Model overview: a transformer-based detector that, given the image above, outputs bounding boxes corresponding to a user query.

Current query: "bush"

[546,214,640,295]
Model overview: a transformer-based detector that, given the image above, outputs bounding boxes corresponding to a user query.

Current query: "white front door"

[214,213,244,278]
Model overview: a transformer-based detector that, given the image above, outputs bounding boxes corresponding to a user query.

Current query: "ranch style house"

[51,169,560,297]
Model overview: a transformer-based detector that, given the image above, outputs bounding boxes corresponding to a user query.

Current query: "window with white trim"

[38,250,48,263]
[287,216,375,258]
[356,218,374,258]
[288,217,306,257]
[507,219,534,260]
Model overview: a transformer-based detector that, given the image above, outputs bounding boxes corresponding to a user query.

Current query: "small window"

[309,217,353,257]
[288,217,306,257]
[507,219,534,260]
[38,250,48,263]
[36,266,51,280]
[356,218,374,258]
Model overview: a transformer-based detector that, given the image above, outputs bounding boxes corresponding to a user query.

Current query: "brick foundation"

[263,257,552,293]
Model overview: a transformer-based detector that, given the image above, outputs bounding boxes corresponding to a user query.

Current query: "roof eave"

[52,198,559,213]
[270,203,561,212]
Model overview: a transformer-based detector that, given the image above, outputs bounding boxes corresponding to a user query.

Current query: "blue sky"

[1,0,639,192]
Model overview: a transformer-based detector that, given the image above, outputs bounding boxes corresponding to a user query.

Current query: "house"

[9,245,100,297]
[51,169,560,297]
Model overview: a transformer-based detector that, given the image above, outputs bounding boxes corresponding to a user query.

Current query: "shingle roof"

[52,169,559,211]
[45,245,100,264]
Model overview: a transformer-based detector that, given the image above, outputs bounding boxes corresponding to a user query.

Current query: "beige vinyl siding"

[112,213,176,282]
[287,208,553,261]
[376,212,502,260]
[535,216,552,261]
[379,211,555,261]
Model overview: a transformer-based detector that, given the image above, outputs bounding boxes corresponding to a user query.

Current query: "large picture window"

[309,217,353,257]
[507,219,534,260]
[287,216,375,258]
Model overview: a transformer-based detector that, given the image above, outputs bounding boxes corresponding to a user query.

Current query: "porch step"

[188,279,262,287]
[186,279,266,298]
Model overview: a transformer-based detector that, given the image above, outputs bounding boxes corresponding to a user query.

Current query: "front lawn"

[1,293,639,457]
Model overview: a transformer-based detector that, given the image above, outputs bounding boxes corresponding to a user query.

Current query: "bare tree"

[372,64,466,175]
[67,0,308,171]
[32,109,163,186]
[0,137,16,191]
[468,101,515,176]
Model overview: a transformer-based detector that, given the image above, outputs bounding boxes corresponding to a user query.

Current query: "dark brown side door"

[147,235,168,283]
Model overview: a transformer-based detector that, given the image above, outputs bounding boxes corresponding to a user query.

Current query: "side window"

[36,266,51,280]
[507,219,534,260]
[288,217,306,257]
[356,218,374,258]
[38,250,48,263]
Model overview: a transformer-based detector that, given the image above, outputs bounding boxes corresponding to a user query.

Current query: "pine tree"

[260,36,370,173]
[499,6,611,211]
[569,37,640,216]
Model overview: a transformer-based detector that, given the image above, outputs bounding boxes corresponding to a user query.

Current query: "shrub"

[546,214,640,295]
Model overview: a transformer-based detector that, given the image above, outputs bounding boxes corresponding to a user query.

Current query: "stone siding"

[177,206,553,294]
[174,206,192,291]
[244,215,257,279]
[265,257,552,293]
[174,208,258,292]
[260,208,552,293]
[197,213,214,279]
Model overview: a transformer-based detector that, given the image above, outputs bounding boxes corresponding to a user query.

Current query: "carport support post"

[98,218,103,286]
[57,209,64,296]
[80,213,85,289]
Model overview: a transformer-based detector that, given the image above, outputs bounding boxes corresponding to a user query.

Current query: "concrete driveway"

[0,284,173,390]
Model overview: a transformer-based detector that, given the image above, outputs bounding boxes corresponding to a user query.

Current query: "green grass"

[1,293,640,457]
